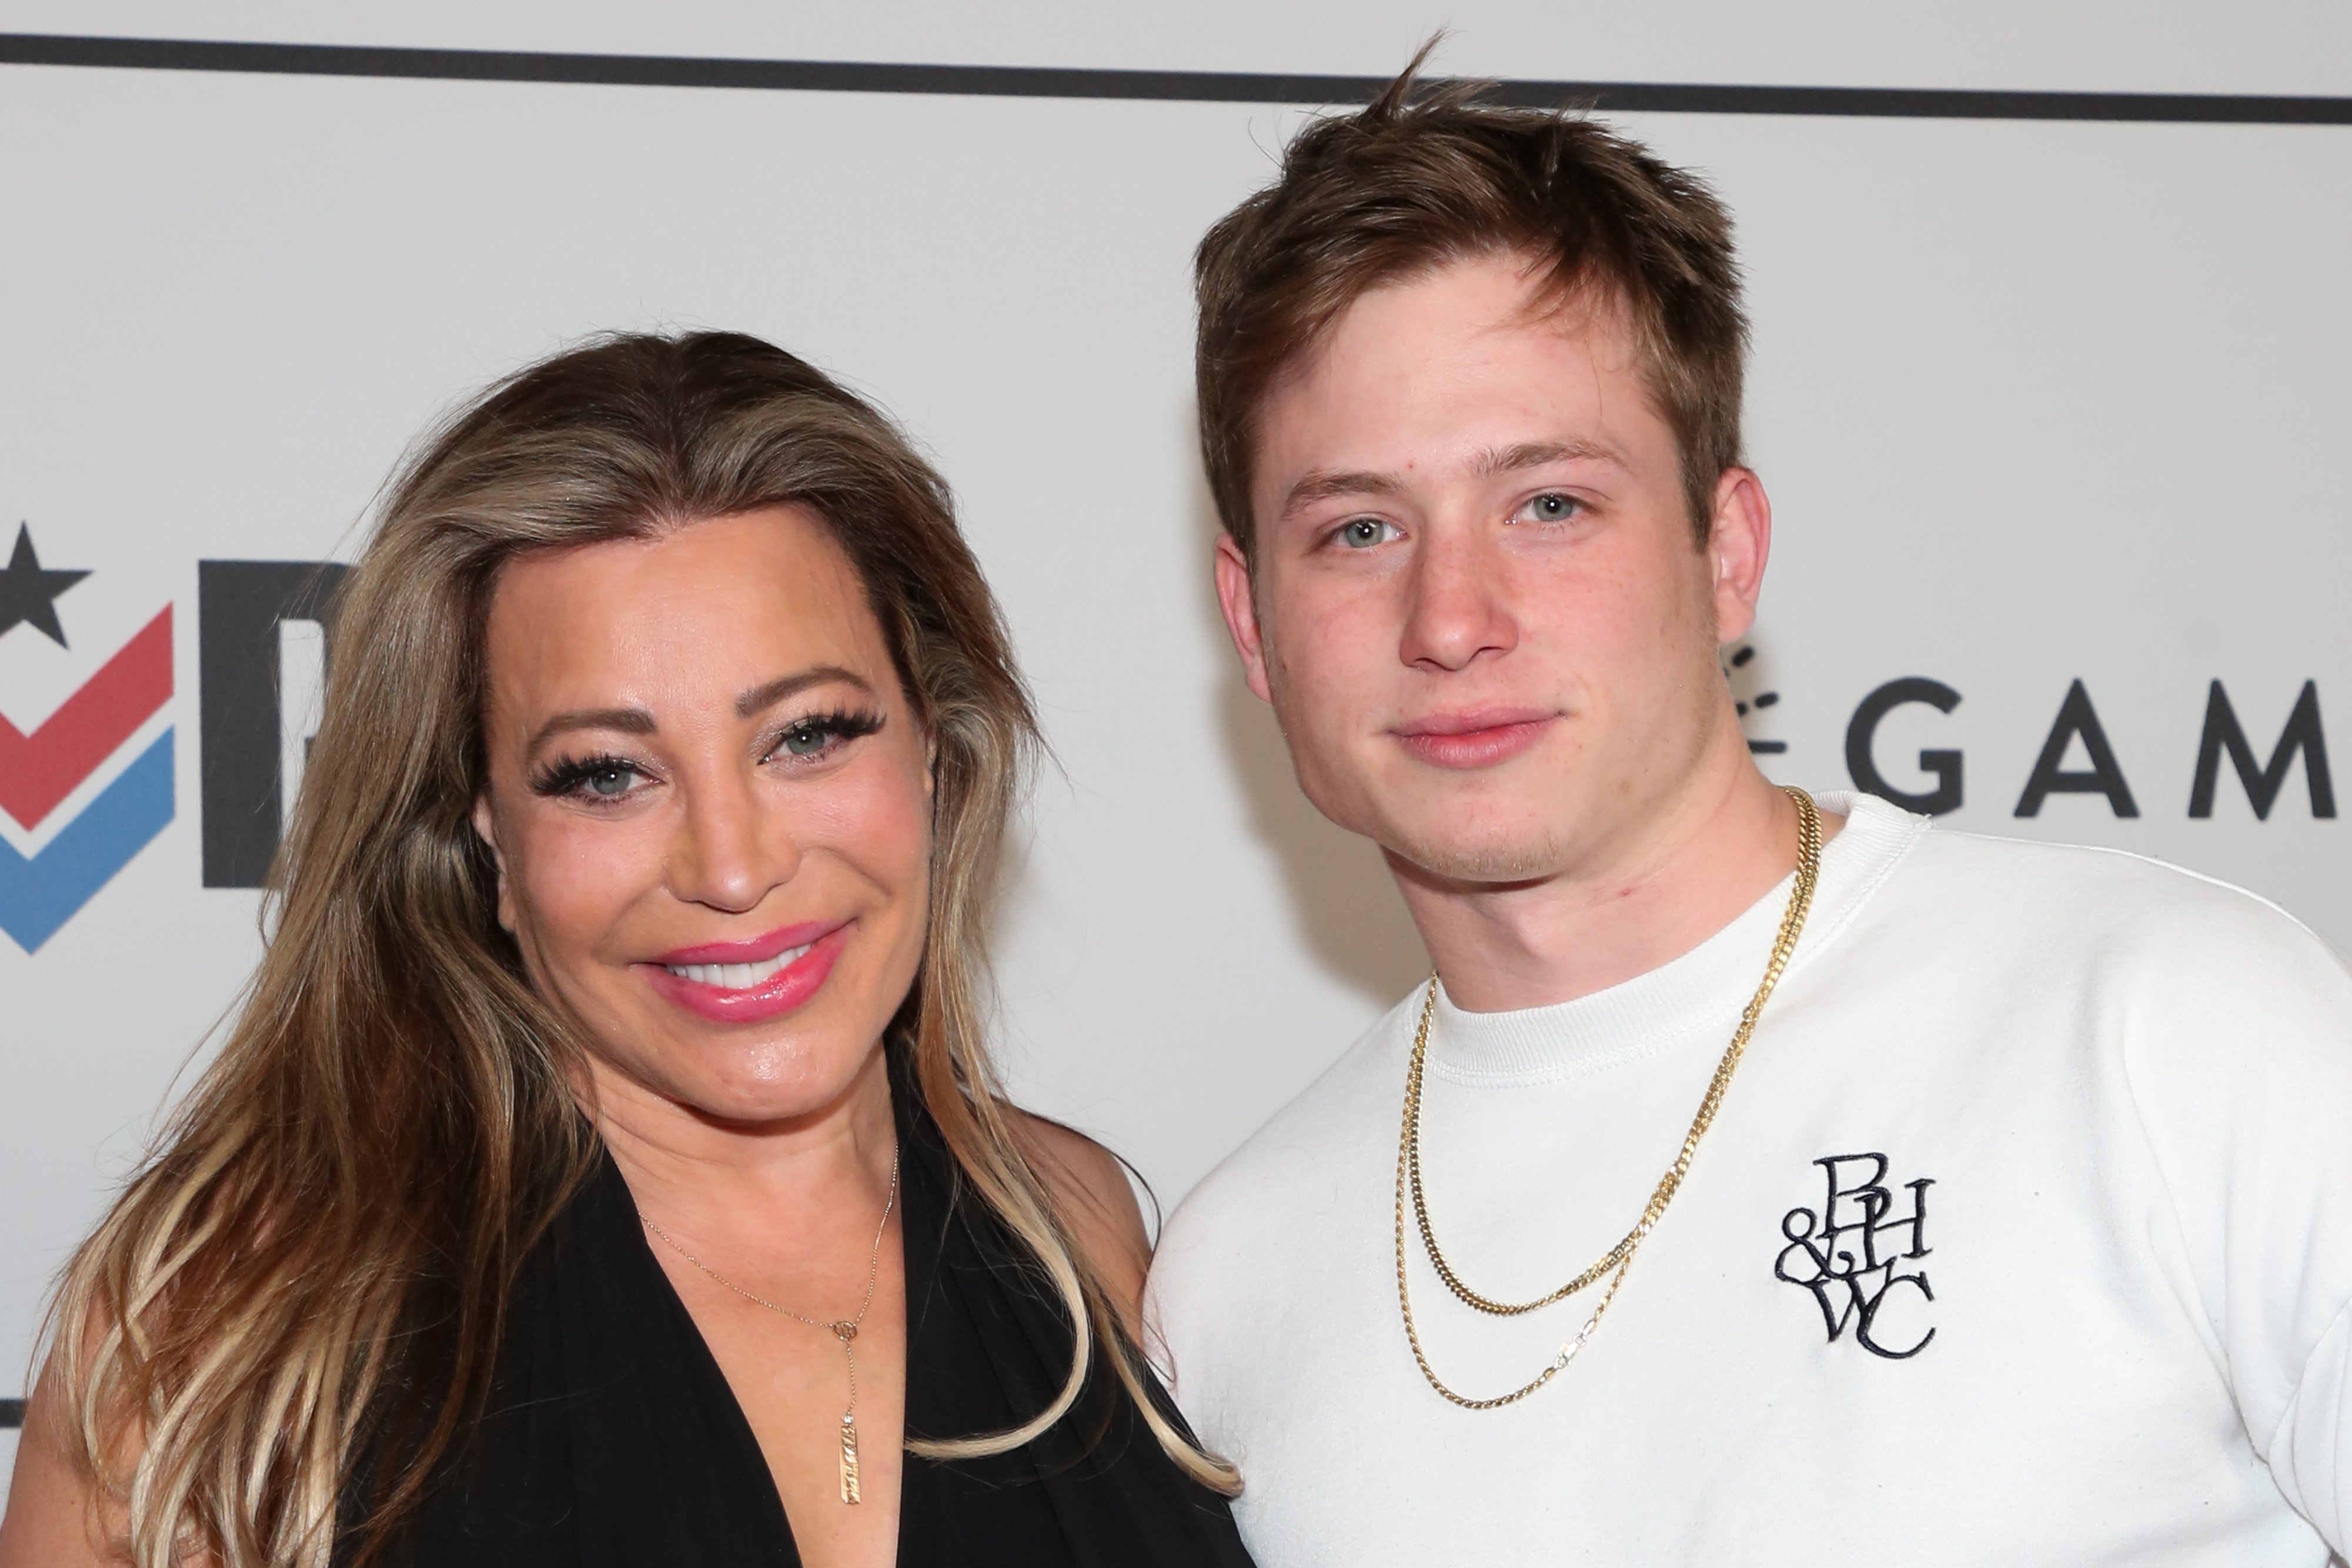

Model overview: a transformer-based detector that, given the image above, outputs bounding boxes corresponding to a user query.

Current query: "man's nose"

[666,769,798,914]
[1399,527,1519,673]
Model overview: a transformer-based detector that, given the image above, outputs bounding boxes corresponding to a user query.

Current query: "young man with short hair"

[1147,71,2352,1564]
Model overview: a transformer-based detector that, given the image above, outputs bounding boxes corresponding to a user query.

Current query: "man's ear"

[1213,532,1275,705]
[1706,466,1773,646]
[470,794,517,934]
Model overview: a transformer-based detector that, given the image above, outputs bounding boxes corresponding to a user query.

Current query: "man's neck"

[1389,735,1836,1014]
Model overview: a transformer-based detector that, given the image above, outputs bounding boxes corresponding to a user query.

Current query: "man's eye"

[1337,518,1396,549]
[1518,493,1581,524]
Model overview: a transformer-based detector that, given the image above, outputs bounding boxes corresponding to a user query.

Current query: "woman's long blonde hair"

[46,331,1234,1568]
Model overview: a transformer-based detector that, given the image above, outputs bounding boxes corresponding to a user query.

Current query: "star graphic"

[0,523,91,647]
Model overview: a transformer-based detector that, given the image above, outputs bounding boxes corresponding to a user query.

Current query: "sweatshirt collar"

[1425,791,1925,1085]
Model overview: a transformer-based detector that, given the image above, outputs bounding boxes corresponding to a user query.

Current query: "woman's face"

[473,506,934,1128]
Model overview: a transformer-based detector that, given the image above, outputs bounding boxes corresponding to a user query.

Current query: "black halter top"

[379,1080,1257,1566]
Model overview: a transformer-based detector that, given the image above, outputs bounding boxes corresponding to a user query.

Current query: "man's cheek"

[1279,593,1359,680]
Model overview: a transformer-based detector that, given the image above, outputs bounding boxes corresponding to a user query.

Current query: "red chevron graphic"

[1,606,174,830]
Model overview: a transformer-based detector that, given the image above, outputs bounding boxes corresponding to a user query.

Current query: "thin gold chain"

[1394,786,1823,1408]
[642,1149,900,1501]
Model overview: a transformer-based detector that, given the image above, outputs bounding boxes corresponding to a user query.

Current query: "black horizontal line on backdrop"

[1,32,2350,124]
[1,1398,21,1428]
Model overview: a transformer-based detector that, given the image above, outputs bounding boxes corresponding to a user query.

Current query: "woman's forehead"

[482,509,892,720]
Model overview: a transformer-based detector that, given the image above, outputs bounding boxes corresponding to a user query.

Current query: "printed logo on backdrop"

[1728,648,2337,824]
[0,523,346,954]
[1723,642,1786,757]
[0,524,175,952]
[1843,676,2336,821]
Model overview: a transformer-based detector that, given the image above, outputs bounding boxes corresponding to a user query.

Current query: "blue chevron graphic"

[0,729,175,952]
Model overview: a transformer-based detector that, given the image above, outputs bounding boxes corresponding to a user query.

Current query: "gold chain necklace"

[643,1149,900,1503]
[1394,786,1823,1409]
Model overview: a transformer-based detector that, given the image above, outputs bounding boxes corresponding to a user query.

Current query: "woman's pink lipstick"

[1392,707,1558,769]
[641,920,848,1024]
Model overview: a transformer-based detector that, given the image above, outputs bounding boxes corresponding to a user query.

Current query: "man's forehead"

[1265,270,1642,442]
[1266,321,1642,451]
[1244,256,1663,524]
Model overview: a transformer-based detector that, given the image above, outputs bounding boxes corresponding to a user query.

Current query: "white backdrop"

[3,1,2349,1493]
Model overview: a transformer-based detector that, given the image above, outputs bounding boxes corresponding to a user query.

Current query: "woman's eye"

[583,764,637,798]
[767,709,883,767]
[1518,493,1581,524]
[1337,517,1396,549]
[530,756,649,804]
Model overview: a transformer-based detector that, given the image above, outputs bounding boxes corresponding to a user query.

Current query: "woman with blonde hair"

[0,332,1252,1568]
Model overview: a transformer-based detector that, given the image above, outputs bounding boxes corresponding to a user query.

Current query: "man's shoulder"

[1886,810,2347,998]
[1152,991,1415,1290]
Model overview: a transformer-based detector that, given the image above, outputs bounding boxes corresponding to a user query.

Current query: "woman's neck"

[587,1044,901,1244]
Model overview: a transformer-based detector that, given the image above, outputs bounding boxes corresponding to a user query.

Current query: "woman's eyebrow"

[523,666,874,751]
[528,706,655,752]
[735,664,873,718]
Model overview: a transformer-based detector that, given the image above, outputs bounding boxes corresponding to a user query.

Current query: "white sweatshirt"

[1148,793,2352,1566]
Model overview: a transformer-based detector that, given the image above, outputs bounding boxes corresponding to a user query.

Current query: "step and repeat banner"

[2,5,2348,1467]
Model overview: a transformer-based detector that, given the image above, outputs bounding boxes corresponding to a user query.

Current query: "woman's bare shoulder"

[1009,1111,1151,1322]
[0,1358,133,1568]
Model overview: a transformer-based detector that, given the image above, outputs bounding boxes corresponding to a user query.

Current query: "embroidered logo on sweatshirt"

[1774,1153,1936,1359]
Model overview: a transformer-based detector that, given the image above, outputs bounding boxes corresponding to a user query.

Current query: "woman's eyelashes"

[766,707,886,765]
[524,708,887,806]
[529,753,649,804]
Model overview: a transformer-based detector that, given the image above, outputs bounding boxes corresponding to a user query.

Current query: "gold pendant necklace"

[644,1149,900,1503]
[1394,785,1823,1408]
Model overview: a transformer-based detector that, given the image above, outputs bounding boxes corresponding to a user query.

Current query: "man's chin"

[1379,820,1576,888]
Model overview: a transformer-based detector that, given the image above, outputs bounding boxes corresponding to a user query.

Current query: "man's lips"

[1391,708,1559,769]
[641,920,850,1024]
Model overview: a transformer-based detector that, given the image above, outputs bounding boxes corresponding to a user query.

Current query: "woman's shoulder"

[1009,1111,1151,1323]
[0,1319,143,1567]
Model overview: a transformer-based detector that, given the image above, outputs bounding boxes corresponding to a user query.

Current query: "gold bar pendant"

[838,1414,861,1505]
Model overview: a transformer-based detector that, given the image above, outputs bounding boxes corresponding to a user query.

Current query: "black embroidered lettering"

[1775,1152,1937,1360]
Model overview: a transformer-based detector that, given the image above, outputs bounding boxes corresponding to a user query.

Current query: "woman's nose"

[665,770,797,914]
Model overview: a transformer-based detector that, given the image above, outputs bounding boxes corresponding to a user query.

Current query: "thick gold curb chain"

[1394,786,1823,1409]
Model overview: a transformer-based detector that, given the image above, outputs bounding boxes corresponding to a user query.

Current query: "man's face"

[1216,251,1765,887]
